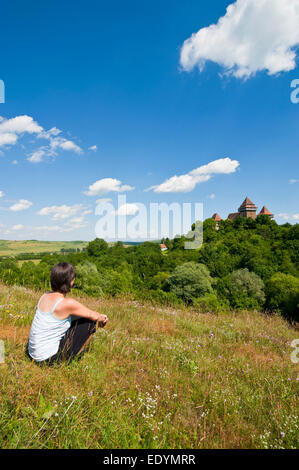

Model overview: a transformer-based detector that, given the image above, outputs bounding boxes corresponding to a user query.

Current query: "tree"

[203,219,218,242]
[106,267,133,296]
[220,268,265,310]
[266,273,299,321]
[166,262,213,303]
[75,261,105,297]
[148,271,169,290]
[87,238,108,257]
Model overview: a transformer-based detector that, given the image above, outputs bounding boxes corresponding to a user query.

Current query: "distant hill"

[0,240,88,257]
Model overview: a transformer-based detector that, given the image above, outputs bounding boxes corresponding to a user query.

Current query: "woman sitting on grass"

[27,262,108,365]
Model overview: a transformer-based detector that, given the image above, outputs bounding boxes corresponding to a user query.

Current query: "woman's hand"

[97,314,108,328]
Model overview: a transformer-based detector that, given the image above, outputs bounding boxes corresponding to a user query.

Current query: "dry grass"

[0,283,298,449]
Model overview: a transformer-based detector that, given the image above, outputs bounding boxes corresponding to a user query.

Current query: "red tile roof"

[259,206,273,216]
[227,212,240,220]
[212,213,222,221]
[239,196,257,211]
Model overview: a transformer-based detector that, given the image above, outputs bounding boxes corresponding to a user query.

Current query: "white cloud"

[0,133,18,146]
[28,149,46,163]
[38,127,62,139]
[11,224,24,231]
[289,179,299,184]
[277,213,299,221]
[84,178,135,196]
[148,174,210,193]
[209,194,216,199]
[0,115,43,136]
[0,114,83,163]
[37,204,83,220]
[59,140,82,154]
[114,203,139,216]
[82,209,92,215]
[35,225,66,232]
[147,158,239,193]
[180,0,299,79]
[35,216,87,233]
[29,135,83,163]
[12,160,18,165]
[96,198,112,204]
[88,145,98,151]
[64,216,88,229]
[9,199,33,212]
[0,115,43,149]
[0,190,4,198]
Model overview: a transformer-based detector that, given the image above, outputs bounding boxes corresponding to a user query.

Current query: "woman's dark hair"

[50,262,76,294]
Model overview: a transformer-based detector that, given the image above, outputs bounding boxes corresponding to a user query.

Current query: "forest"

[0,214,298,321]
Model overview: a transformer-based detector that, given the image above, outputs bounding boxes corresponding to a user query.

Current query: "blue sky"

[0,0,298,241]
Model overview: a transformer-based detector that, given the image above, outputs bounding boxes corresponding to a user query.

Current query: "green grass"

[0,283,298,449]
[0,240,88,257]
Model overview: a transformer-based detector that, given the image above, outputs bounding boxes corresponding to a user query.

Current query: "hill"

[0,283,298,449]
[1,216,297,321]
[0,240,88,257]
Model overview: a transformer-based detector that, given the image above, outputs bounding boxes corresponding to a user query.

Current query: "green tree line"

[0,215,298,321]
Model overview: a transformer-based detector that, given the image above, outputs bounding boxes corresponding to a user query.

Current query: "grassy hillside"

[0,283,298,449]
[0,240,88,257]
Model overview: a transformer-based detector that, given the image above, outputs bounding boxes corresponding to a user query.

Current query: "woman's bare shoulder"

[62,297,83,310]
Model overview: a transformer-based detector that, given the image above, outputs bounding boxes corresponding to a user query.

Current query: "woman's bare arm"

[63,298,108,325]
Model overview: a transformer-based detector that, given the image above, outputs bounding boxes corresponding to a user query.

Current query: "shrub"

[219,268,265,310]
[266,273,299,321]
[86,238,108,257]
[193,293,229,313]
[75,261,104,297]
[166,262,213,303]
[148,272,169,290]
[137,289,183,306]
[105,269,133,297]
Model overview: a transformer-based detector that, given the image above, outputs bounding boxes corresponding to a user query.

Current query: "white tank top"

[28,294,72,362]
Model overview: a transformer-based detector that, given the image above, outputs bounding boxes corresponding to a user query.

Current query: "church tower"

[259,206,274,220]
[238,197,258,220]
[211,213,222,230]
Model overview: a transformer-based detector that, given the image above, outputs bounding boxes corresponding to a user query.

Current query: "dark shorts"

[28,317,97,366]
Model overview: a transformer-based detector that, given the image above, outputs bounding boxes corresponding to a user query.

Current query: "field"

[0,240,88,257]
[0,283,298,449]
[17,260,41,267]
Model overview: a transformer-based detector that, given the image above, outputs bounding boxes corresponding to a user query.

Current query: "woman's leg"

[48,318,97,364]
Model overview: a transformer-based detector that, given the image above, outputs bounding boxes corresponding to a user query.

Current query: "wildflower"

[88,391,93,397]
[281,432,285,438]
